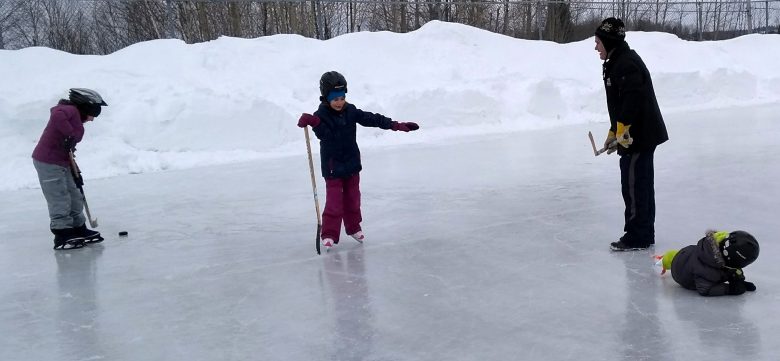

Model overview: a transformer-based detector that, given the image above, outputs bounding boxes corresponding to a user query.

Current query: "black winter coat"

[603,41,669,155]
[671,233,733,296]
[312,102,394,179]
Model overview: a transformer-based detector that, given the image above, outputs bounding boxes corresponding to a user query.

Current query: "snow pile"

[1,21,779,191]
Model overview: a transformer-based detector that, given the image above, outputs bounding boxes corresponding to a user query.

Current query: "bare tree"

[11,0,41,48]
[545,1,574,42]
[1,0,778,53]
[0,0,25,49]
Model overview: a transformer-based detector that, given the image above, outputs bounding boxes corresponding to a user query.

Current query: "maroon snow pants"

[321,173,362,243]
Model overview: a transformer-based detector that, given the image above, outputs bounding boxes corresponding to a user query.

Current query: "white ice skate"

[350,231,364,243]
[321,238,334,251]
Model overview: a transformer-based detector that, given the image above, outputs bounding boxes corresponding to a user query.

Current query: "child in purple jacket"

[32,88,107,250]
[297,71,419,250]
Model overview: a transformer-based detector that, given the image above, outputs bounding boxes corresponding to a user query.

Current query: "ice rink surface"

[2,105,779,361]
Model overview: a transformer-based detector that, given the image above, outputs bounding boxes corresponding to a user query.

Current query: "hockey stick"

[304,127,322,255]
[68,151,99,228]
[588,131,617,156]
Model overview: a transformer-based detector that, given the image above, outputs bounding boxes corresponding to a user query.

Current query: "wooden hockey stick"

[588,131,617,156]
[304,127,322,255]
[68,151,98,228]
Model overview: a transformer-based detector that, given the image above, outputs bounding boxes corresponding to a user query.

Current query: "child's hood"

[696,230,728,268]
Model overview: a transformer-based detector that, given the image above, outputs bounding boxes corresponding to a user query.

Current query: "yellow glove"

[616,122,633,148]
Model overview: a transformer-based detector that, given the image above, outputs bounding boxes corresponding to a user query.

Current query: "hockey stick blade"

[316,224,321,255]
[588,131,599,156]
[588,131,616,156]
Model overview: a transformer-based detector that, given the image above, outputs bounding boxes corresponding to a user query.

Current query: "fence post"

[746,0,753,33]
[765,0,770,33]
[697,0,703,40]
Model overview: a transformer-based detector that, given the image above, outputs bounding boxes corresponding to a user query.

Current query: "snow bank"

[1,21,779,190]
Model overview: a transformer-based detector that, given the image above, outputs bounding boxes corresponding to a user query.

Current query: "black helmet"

[721,230,760,268]
[319,71,348,98]
[69,88,108,117]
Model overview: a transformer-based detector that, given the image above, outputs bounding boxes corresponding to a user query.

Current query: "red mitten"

[391,121,419,132]
[297,113,321,128]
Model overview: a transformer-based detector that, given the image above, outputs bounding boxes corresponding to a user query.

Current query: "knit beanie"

[326,89,346,102]
[595,17,626,53]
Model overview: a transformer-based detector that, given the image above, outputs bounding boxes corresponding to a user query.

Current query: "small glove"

[729,268,756,292]
[62,136,76,151]
[391,121,419,132]
[744,281,756,292]
[604,131,618,154]
[297,113,320,128]
[723,267,749,295]
[616,122,633,148]
[727,280,747,295]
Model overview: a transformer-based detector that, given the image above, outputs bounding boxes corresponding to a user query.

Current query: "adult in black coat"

[595,18,669,251]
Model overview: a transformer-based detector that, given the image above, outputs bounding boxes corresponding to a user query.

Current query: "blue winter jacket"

[312,102,394,179]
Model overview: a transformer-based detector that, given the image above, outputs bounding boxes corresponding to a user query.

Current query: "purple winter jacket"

[32,101,85,167]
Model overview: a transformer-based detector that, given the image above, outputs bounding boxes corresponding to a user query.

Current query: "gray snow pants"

[33,159,85,230]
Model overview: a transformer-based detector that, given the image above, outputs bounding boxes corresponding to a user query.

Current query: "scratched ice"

[1,106,779,361]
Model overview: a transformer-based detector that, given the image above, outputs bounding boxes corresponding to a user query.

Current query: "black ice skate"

[610,240,652,252]
[52,228,86,250]
[75,224,104,244]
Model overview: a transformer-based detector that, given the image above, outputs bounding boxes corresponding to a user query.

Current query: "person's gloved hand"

[616,122,633,148]
[728,268,757,292]
[725,268,751,295]
[62,136,76,151]
[391,121,419,132]
[728,280,747,295]
[744,281,756,292]
[297,113,320,128]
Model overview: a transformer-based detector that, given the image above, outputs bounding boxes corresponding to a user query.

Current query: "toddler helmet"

[721,230,759,268]
[69,88,108,117]
[319,71,348,98]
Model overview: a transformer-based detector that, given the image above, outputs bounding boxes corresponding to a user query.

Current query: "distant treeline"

[1,0,778,54]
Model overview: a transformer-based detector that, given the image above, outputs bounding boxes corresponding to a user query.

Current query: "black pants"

[620,148,656,246]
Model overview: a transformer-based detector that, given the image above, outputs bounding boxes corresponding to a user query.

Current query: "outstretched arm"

[352,106,420,132]
[354,108,394,129]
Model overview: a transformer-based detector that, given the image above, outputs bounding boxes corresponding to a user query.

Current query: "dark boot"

[52,228,86,250]
[74,224,104,244]
[610,240,653,252]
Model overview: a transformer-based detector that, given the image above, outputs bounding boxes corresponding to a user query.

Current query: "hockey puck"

[118,231,128,236]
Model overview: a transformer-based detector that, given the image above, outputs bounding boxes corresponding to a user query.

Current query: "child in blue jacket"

[297,71,419,250]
